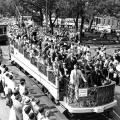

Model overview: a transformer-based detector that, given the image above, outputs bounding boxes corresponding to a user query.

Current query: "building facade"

[94,16,120,30]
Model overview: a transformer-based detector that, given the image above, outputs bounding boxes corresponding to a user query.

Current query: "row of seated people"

[0,63,51,120]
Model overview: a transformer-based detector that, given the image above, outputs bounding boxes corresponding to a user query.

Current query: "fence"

[11,41,56,85]
[66,82,115,107]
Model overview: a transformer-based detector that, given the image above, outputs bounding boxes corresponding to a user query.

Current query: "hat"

[28,112,35,120]
[15,94,20,100]
[20,78,25,82]
[6,73,10,77]
[24,97,31,105]
[24,105,31,114]
[5,67,9,71]
[23,89,29,96]
[35,98,40,105]
[39,106,44,113]
[45,110,51,117]
[2,64,6,68]
[9,75,13,80]
[13,88,20,96]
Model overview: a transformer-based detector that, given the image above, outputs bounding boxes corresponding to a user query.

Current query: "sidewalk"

[0,98,10,120]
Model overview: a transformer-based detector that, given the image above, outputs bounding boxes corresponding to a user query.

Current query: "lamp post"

[46,0,48,28]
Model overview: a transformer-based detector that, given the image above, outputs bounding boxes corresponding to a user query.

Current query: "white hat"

[24,97,31,105]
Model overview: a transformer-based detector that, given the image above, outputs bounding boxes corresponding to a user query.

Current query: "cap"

[39,106,44,113]
[4,67,9,72]
[24,105,31,114]
[23,89,29,96]
[2,64,6,68]
[20,78,25,83]
[35,99,40,105]
[28,112,35,120]
[15,94,20,100]
[6,73,10,77]
[9,75,13,80]
[24,97,31,105]
[13,89,20,96]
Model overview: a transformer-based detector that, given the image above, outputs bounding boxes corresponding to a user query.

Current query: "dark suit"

[84,63,94,87]
[65,56,77,74]
[59,65,69,92]
[58,53,66,61]
[90,70,105,86]
[85,63,94,75]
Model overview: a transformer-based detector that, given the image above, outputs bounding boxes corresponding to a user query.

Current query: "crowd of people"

[8,21,120,100]
[0,62,51,120]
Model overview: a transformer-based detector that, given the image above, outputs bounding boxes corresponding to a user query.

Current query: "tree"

[14,0,61,34]
[0,0,16,17]
[86,0,101,31]
[46,0,60,34]
[87,0,120,31]
[58,0,89,42]
[16,0,46,26]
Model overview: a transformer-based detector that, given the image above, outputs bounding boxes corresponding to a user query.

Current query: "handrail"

[47,70,56,84]
[66,81,115,108]
[37,62,47,76]
[11,42,56,85]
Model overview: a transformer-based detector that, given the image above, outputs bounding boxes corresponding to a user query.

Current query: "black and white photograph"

[0,0,120,120]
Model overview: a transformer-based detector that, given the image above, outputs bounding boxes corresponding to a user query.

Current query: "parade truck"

[9,39,117,115]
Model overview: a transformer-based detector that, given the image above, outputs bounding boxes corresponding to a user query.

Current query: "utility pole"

[46,0,48,29]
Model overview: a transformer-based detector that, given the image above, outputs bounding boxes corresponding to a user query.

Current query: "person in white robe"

[18,78,26,97]
[70,64,87,100]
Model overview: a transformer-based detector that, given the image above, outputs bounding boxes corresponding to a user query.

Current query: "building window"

[111,19,114,26]
[108,19,110,25]
[103,19,106,25]
[3,27,6,34]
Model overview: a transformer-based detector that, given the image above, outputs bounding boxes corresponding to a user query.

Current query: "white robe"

[9,106,17,120]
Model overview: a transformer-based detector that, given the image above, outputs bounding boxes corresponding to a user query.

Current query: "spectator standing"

[37,107,45,120]
[19,78,26,96]
[90,64,105,86]
[13,94,23,120]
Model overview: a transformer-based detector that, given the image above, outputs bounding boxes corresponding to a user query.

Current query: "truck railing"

[66,81,115,108]
[11,41,56,85]
[10,41,116,106]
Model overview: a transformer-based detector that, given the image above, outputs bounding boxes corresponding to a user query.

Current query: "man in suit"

[84,60,94,87]
[90,64,105,86]
[59,62,69,92]
[70,64,87,100]
[65,52,77,75]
